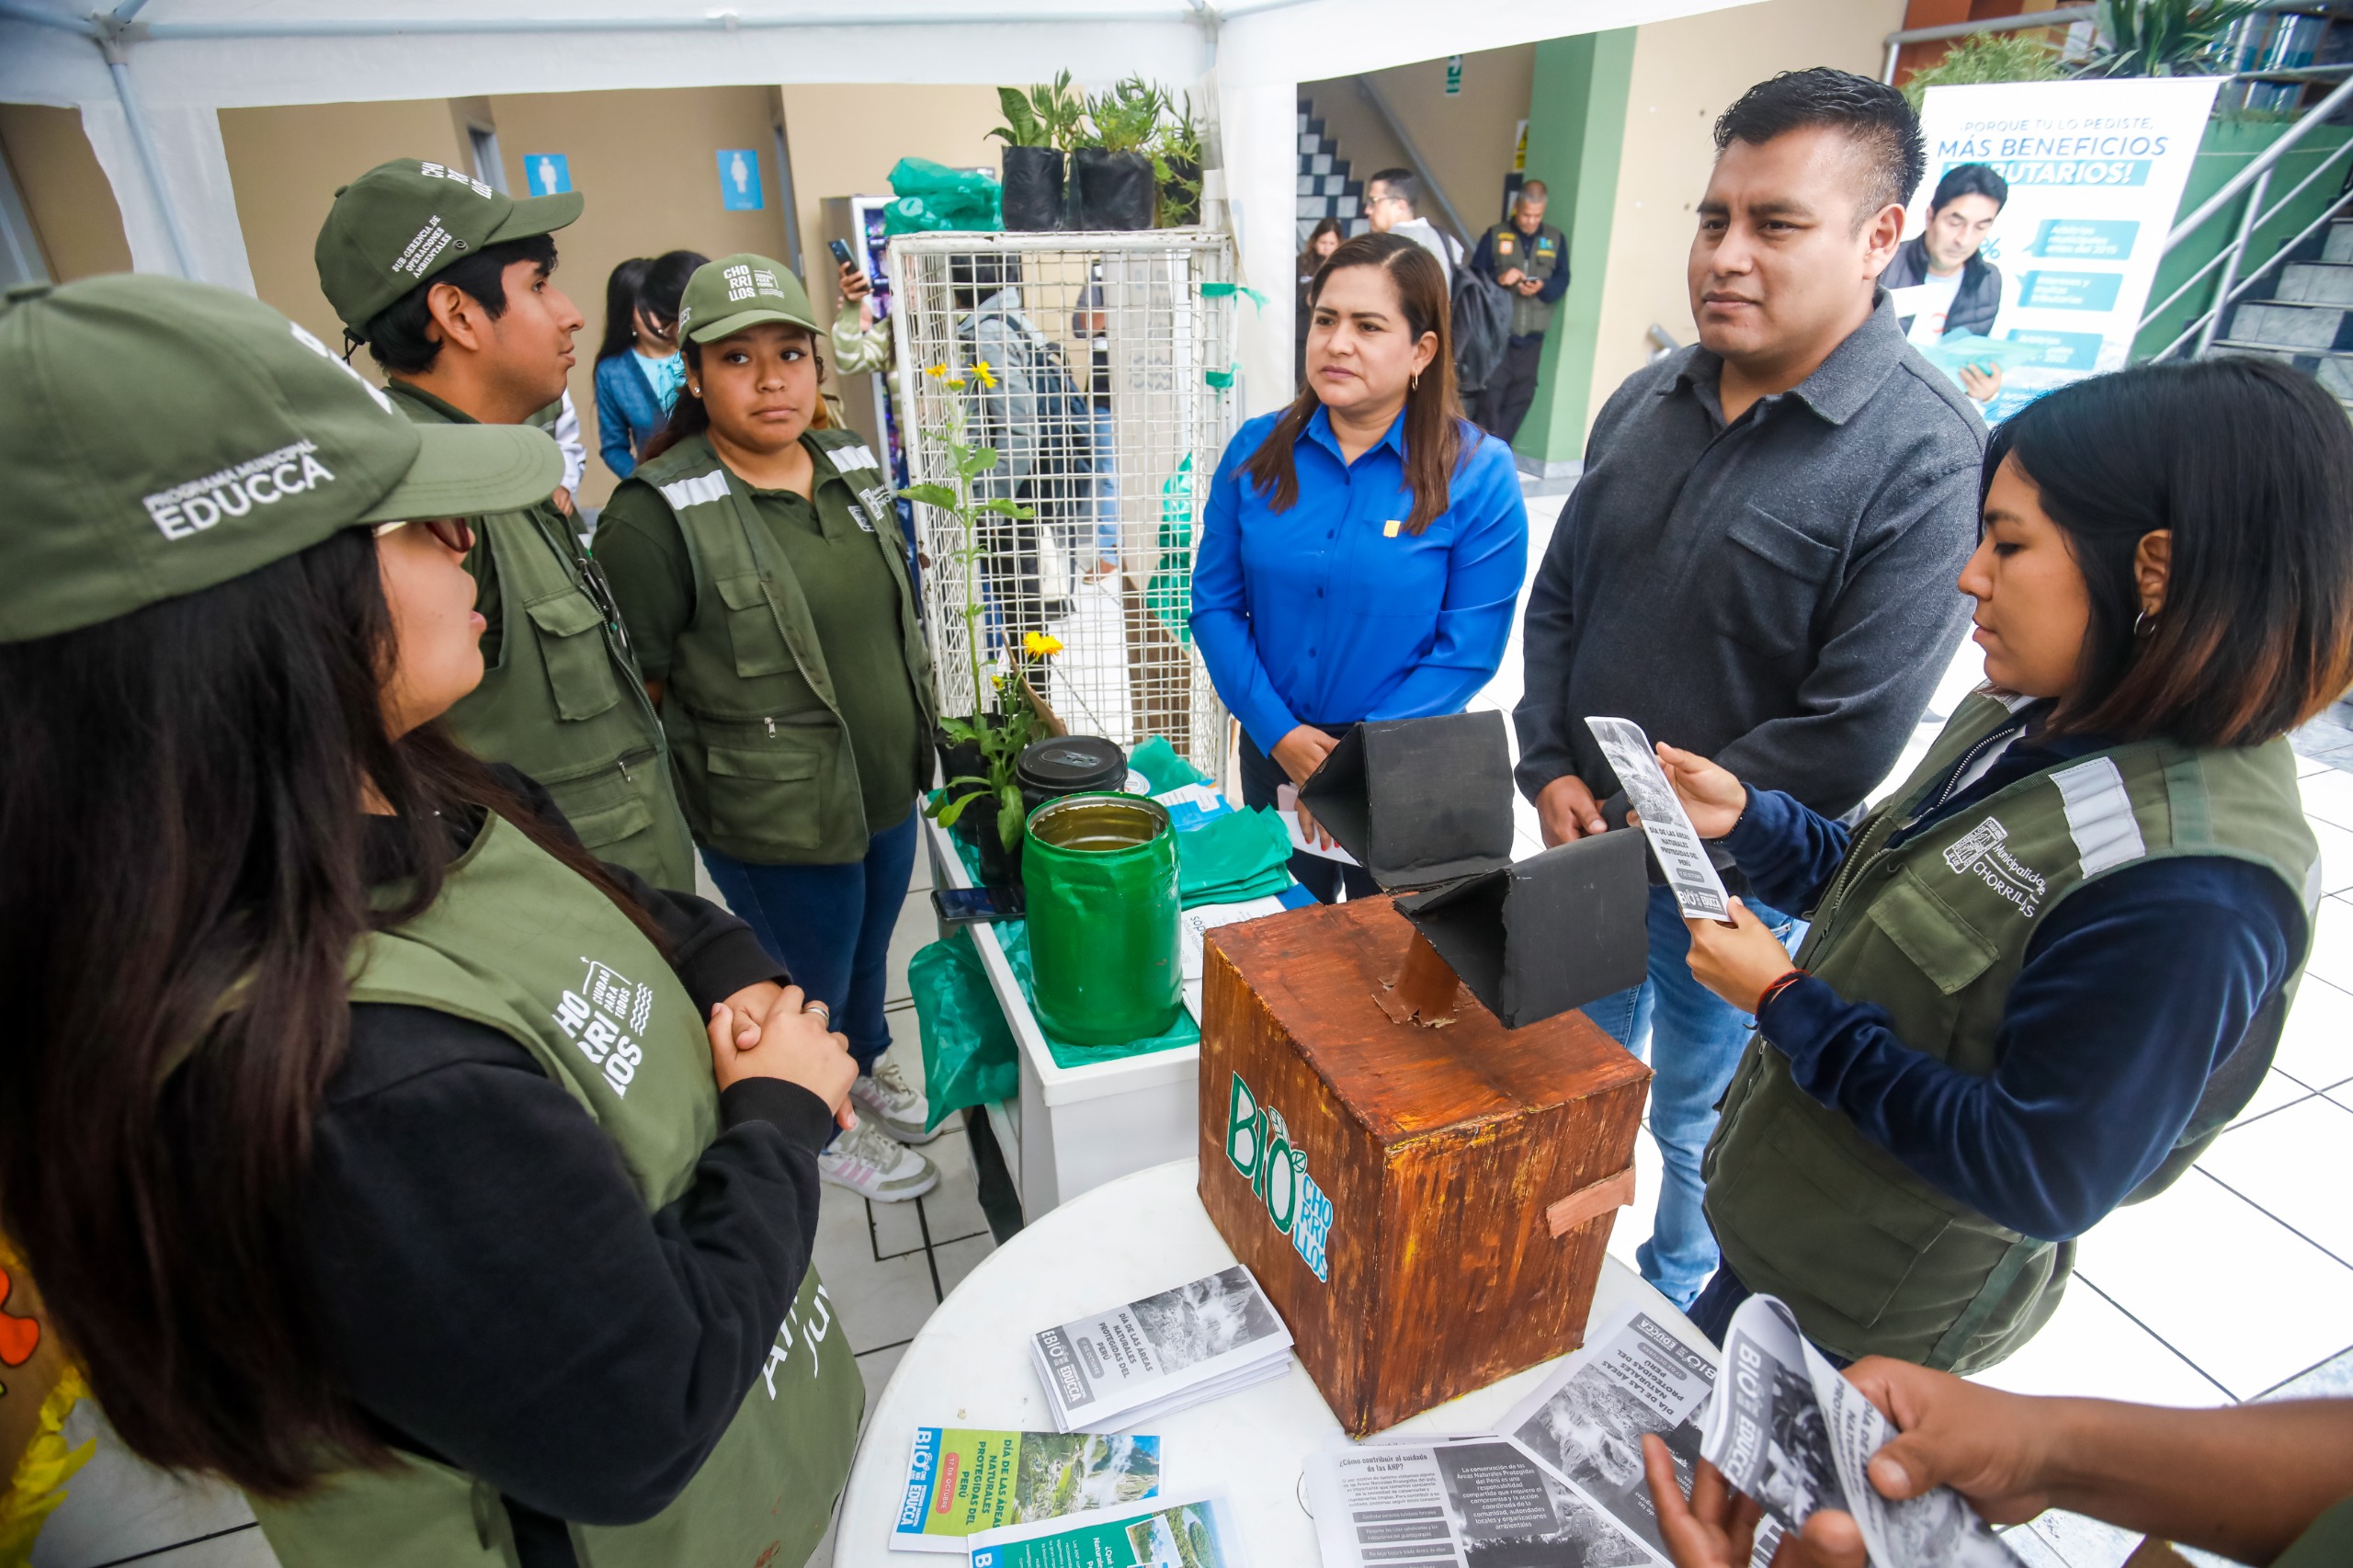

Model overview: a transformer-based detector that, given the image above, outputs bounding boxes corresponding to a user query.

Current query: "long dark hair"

[638,249,709,344]
[1992,356,2353,749]
[1246,232,1463,535]
[640,327,826,467]
[0,528,667,1496]
[1297,217,1345,281]
[596,255,652,363]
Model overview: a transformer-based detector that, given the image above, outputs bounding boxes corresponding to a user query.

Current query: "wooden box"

[1197,897,1652,1435]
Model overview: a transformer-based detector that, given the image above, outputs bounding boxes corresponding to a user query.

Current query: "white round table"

[833,1157,1692,1566]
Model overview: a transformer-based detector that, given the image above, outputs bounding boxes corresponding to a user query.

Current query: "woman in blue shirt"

[1192,232,1528,901]
[593,249,703,480]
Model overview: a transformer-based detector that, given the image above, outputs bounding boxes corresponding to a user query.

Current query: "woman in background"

[1295,217,1345,386]
[1194,232,1528,903]
[595,249,706,480]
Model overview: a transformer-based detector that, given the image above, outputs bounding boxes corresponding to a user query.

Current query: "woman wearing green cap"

[597,254,944,1205]
[0,276,864,1567]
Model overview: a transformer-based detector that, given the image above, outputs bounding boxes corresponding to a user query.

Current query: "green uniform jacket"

[615,429,936,866]
[385,382,696,890]
[249,812,860,1567]
[1704,688,2318,1371]
[1483,219,1566,339]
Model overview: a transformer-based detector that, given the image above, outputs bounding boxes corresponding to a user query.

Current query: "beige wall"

[1304,43,1535,245]
[778,82,1004,290]
[1585,0,1906,419]
[218,98,468,358]
[0,102,131,280]
[222,87,792,508]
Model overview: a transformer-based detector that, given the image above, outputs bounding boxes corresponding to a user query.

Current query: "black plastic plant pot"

[956,805,1026,889]
[935,727,984,794]
[1297,711,1518,892]
[1394,832,1651,1028]
[1073,147,1157,231]
[1000,145,1066,232]
[1159,155,1200,227]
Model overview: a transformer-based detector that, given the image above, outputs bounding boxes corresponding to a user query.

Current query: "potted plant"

[901,359,1060,886]
[992,71,1085,232]
[1074,76,1165,231]
[1154,93,1205,228]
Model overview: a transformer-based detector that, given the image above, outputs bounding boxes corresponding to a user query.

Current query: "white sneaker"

[818,1119,938,1203]
[852,1056,940,1144]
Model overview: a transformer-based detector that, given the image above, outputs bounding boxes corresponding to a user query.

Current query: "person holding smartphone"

[830,241,894,377]
[0,275,865,1568]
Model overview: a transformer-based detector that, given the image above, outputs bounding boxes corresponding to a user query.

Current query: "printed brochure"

[1583,716,1732,922]
[892,1428,1163,1553]
[1702,1295,2018,1566]
[1306,1435,1655,1567]
[967,1488,1247,1568]
[1030,1266,1293,1435]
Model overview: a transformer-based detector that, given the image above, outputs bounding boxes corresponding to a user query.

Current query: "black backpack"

[1451,262,1514,396]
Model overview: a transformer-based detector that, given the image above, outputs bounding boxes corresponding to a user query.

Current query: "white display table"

[922,816,1204,1220]
[833,1157,1691,1567]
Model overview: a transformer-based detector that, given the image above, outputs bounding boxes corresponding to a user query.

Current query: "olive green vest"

[249,812,861,1568]
[620,430,935,866]
[1704,689,2318,1372]
[388,384,697,891]
[1483,220,1565,339]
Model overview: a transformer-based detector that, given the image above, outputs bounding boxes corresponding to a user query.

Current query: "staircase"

[1296,100,1370,250]
[2211,216,2353,412]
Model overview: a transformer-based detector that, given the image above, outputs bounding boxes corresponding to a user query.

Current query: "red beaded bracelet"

[1755,969,1810,1015]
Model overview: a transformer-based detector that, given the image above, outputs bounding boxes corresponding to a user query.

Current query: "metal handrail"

[2148,184,2353,361]
[2140,131,2353,329]
[2166,70,2353,248]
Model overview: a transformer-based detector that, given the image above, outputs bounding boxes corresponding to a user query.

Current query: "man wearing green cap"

[0,273,864,1568]
[316,157,696,889]
[597,254,945,1203]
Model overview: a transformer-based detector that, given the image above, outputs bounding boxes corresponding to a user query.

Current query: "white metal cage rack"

[887,229,1242,783]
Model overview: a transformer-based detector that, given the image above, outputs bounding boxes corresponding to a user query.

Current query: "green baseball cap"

[315,156,584,333]
[0,275,561,644]
[676,254,821,344]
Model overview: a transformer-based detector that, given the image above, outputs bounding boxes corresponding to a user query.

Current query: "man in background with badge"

[1467,178,1570,442]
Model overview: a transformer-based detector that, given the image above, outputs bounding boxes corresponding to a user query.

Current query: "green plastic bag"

[881,156,1004,235]
[908,929,1017,1131]
[1144,454,1196,644]
[1128,733,1208,795]
[1175,805,1292,906]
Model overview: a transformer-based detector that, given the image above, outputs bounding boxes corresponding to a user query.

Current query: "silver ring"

[801,1000,831,1026]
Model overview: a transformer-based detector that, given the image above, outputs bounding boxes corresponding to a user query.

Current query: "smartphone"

[829,238,858,269]
[933,886,1025,926]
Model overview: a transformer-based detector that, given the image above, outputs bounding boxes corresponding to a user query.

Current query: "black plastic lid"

[1016,735,1128,793]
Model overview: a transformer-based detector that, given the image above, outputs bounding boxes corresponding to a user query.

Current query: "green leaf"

[939,715,982,744]
[996,788,1025,847]
[974,498,1034,520]
[956,443,1002,479]
[934,791,976,827]
[899,483,960,510]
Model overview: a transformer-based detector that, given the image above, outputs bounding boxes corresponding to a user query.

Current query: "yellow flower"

[926,363,950,379]
[972,359,999,390]
[1023,631,1064,657]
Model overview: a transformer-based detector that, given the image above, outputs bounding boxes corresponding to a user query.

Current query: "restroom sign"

[1224,1072,1334,1281]
[716,148,765,210]
[525,153,572,196]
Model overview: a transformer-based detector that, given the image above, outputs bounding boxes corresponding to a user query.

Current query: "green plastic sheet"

[1176,806,1292,906]
[1128,734,1208,794]
[907,928,1018,1131]
[882,157,1003,235]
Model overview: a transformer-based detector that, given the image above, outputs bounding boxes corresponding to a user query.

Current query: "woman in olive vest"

[1652,358,2353,1372]
[0,276,864,1568]
[596,255,944,1205]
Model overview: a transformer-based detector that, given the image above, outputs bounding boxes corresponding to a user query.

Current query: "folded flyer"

[893,1427,1162,1553]
[1583,716,1732,922]
[1178,896,1289,983]
[1496,1300,1768,1563]
[1030,1266,1293,1436]
[967,1488,1247,1568]
[1306,1434,1654,1568]
[1702,1294,2017,1566]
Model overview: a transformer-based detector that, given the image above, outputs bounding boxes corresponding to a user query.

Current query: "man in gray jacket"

[1514,69,1984,1310]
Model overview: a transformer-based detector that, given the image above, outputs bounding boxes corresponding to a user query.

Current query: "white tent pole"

[139,7,1197,40]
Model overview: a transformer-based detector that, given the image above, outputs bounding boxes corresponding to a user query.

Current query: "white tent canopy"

[0,0,1741,414]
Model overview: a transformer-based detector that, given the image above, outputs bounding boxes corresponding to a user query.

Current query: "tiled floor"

[37,489,2353,1565]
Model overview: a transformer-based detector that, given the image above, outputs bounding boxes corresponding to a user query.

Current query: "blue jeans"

[699,807,919,1074]
[1584,883,1802,1309]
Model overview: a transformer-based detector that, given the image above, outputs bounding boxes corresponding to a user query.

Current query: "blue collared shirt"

[1190,405,1528,753]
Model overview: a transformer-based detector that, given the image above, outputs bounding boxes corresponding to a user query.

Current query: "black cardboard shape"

[1298,712,1516,891]
[1393,830,1650,1028]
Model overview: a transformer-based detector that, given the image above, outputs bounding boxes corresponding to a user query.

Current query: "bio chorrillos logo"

[1942,816,2047,918]
[551,958,654,1096]
[1224,1073,1334,1281]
